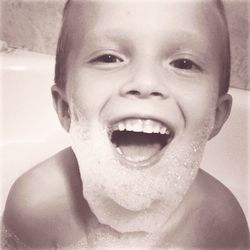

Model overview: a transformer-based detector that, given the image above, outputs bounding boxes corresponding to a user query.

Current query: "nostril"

[127,90,141,96]
[151,92,163,97]
[125,90,165,98]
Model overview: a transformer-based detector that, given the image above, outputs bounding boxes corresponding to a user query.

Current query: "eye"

[89,54,124,64]
[170,59,200,71]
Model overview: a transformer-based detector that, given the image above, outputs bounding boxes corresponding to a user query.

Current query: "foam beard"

[69,108,214,234]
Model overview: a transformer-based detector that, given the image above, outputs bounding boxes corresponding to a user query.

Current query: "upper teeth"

[112,119,171,135]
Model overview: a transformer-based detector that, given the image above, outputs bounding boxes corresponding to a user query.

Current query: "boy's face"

[65,0,228,143]
[54,0,232,233]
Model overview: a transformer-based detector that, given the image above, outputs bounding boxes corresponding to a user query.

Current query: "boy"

[2,0,249,249]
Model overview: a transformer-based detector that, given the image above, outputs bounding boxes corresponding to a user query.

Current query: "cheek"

[174,83,218,128]
[185,95,217,133]
[67,72,117,119]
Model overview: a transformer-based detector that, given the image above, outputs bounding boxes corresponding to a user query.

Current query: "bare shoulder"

[184,169,249,248]
[3,147,86,248]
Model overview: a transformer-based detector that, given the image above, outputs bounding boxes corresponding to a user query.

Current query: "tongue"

[116,132,164,162]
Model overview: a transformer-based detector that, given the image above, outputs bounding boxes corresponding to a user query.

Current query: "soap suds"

[69,101,215,234]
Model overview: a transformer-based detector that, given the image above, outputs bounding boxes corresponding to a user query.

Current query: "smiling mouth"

[109,118,174,168]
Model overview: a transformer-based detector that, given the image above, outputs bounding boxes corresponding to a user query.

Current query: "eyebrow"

[88,27,206,43]
[85,29,134,48]
[84,28,212,59]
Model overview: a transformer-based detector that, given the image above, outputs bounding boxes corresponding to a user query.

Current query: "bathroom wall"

[0,0,66,54]
[0,0,249,90]
[223,0,249,90]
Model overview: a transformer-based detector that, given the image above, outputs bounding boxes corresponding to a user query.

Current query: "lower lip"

[111,144,167,169]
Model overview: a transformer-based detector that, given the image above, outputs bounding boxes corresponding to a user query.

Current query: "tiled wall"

[224,1,249,90]
[0,0,66,54]
[0,0,249,90]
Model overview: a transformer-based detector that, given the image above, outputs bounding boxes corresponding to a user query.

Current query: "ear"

[209,93,232,140]
[51,85,71,132]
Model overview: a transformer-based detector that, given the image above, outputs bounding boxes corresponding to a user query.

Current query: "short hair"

[214,0,231,95]
[54,0,231,95]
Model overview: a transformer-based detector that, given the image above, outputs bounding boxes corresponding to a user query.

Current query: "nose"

[119,65,168,100]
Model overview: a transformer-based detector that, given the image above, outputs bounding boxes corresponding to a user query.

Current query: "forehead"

[66,0,225,58]
[67,0,223,28]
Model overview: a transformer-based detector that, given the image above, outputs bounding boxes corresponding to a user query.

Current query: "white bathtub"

[1,49,249,226]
